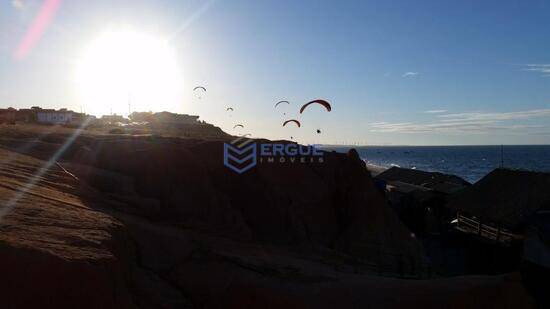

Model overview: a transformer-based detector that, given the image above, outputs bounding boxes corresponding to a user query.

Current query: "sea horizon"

[323,144,550,183]
[321,144,550,147]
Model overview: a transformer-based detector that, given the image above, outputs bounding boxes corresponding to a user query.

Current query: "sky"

[1,0,550,145]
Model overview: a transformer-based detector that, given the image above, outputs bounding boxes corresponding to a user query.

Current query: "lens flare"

[14,0,62,60]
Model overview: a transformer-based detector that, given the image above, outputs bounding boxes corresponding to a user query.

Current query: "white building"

[36,109,74,124]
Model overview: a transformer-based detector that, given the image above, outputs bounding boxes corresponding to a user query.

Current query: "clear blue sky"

[1,0,550,145]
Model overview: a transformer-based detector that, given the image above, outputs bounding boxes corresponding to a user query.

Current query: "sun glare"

[75,30,183,116]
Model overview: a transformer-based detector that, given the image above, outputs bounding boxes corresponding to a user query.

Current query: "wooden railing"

[455,213,521,244]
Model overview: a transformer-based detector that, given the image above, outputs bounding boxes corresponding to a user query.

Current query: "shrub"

[109,128,125,134]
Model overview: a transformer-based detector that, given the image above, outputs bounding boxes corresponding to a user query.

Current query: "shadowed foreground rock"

[0,126,536,308]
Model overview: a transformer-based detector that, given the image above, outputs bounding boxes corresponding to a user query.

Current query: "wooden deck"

[454,213,523,245]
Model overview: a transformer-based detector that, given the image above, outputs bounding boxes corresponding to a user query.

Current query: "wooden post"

[477,220,482,235]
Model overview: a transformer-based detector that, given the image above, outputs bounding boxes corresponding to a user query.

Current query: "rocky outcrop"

[0,149,133,308]
[0,126,536,308]
[68,137,424,274]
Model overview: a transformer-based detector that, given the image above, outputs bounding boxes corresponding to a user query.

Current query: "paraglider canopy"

[282,119,301,128]
[226,107,234,111]
[275,100,290,108]
[299,99,331,114]
[193,86,207,99]
[233,124,244,129]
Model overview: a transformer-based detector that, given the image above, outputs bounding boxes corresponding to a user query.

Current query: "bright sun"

[76,30,183,116]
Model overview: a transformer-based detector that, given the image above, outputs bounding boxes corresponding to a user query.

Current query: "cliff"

[0,125,535,308]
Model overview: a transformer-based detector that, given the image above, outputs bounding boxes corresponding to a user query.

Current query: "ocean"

[322,145,550,183]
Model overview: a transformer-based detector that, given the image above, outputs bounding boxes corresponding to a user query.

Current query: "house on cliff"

[447,168,550,245]
[375,167,471,235]
[101,114,127,125]
[14,108,37,122]
[69,112,96,126]
[36,108,74,124]
[152,111,199,124]
[128,111,199,125]
[1,106,80,124]
[376,166,471,194]
[0,107,17,123]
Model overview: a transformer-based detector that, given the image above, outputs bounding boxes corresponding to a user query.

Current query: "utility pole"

[128,92,132,117]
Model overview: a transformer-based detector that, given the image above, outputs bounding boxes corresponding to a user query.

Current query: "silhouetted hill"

[0,124,535,308]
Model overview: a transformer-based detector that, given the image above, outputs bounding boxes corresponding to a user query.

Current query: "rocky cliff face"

[70,137,424,270]
[0,127,535,308]
[0,148,133,308]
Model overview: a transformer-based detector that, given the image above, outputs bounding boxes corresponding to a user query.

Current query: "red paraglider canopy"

[299,99,331,113]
